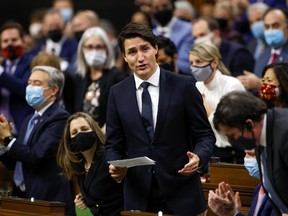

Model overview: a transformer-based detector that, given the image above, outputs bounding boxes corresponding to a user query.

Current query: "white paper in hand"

[108,156,155,168]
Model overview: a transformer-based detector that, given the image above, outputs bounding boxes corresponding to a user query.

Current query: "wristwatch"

[3,135,14,147]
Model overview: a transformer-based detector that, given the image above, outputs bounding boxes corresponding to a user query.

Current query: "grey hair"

[32,65,65,100]
[247,2,269,17]
[76,26,115,78]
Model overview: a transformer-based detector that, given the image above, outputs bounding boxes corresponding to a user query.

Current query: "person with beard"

[151,0,193,75]
[0,22,34,135]
[57,112,123,216]
[30,8,77,74]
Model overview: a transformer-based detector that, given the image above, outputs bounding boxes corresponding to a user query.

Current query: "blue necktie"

[141,82,154,141]
[14,113,40,187]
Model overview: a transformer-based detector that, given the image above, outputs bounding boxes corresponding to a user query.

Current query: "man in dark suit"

[192,17,255,78]
[213,91,288,215]
[0,22,34,134]
[0,66,75,215]
[105,23,216,215]
[238,8,288,92]
[30,8,78,74]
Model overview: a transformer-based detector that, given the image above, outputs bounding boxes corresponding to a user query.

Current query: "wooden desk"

[0,197,65,216]
[121,211,172,216]
[203,163,260,216]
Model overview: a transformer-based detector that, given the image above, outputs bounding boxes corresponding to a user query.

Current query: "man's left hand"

[178,151,200,176]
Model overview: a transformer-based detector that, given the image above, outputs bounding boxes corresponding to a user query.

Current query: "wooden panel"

[0,197,65,216]
[0,163,13,193]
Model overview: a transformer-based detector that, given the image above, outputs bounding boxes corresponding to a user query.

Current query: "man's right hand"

[109,164,128,182]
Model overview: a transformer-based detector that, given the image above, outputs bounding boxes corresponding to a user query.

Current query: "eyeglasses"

[83,44,106,51]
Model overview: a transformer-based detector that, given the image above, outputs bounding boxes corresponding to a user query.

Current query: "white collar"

[134,65,160,89]
[259,114,267,148]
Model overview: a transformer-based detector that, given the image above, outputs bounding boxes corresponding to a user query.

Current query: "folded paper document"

[108,156,155,168]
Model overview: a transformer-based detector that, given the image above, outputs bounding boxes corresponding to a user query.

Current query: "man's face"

[123,37,158,80]
[72,14,91,33]
[264,10,287,35]
[192,20,211,40]
[42,13,65,35]
[156,48,173,65]
[152,0,173,13]
[0,28,23,50]
[248,9,264,25]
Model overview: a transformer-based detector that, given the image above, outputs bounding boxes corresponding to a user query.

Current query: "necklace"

[84,163,91,173]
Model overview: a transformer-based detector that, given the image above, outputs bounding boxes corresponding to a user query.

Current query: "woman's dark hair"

[262,62,288,108]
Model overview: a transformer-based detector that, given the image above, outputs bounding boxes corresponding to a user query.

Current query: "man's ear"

[51,86,59,97]
[245,119,254,130]
[123,54,128,63]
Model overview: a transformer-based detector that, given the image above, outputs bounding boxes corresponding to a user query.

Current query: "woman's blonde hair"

[57,112,106,179]
[190,42,231,76]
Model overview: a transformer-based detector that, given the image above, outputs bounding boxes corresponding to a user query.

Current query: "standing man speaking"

[105,23,215,215]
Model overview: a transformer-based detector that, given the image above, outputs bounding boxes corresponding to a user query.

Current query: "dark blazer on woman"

[77,152,123,216]
[72,67,127,127]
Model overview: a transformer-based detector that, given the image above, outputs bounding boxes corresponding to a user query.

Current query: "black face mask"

[215,18,228,30]
[48,28,63,43]
[154,9,173,26]
[159,60,175,72]
[229,130,256,151]
[69,131,97,152]
[74,31,84,42]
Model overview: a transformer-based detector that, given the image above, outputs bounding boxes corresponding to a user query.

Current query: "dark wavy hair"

[213,91,267,131]
[262,62,288,108]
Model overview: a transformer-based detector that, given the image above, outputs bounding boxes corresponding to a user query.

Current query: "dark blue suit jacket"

[219,39,255,77]
[236,184,274,216]
[253,42,288,77]
[153,18,194,74]
[0,53,34,132]
[105,69,215,215]
[0,102,75,215]
[77,153,123,216]
[255,108,288,215]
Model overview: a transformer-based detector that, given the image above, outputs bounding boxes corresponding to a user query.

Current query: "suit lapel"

[153,70,172,141]
[27,102,58,145]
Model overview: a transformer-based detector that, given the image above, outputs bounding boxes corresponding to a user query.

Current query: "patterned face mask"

[258,83,279,101]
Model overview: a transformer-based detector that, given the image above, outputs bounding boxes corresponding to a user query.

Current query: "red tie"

[253,185,265,216]
[269,52,278,64]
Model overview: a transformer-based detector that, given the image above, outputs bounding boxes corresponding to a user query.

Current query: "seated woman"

[189,42,246,164]
[259,62,288,108]
[57,112,123,216]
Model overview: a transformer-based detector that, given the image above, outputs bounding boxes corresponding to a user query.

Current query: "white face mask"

[29,23,42,38]
[194,32,215,45]
[190,64,213,81]
[84,50,107,67]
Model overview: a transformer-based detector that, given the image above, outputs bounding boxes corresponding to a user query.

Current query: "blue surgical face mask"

[59,8,73,22]
[244,157,260,179]
[190,64,213,81]
[25,85,50,108]
[250,21,264,39]
[264,29,286,47]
